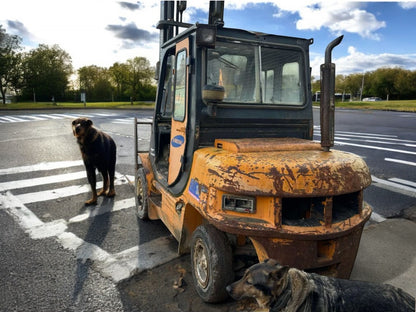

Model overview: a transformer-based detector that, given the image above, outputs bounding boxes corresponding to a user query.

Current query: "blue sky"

[2,1,416,77]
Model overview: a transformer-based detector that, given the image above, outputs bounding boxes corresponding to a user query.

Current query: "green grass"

[314,100,416,112]
[0,101,155,110]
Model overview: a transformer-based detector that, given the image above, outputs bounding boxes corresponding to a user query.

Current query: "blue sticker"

[171,135,185,148]
[189,178,200,201]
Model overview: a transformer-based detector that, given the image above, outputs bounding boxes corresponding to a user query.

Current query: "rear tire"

[135,167,149,219]
[191,224,234,303]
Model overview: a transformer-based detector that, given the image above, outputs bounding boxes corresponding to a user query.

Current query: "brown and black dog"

[72,117,116,205]
[227,259,415,312]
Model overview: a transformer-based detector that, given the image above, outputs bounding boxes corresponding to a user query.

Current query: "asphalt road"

[312,108,416,219]
[0,108,415,311]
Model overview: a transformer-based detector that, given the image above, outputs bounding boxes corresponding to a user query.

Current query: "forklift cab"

[151,25,314,195]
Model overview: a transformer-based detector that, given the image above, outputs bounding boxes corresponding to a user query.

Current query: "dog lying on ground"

[72,117,116,205]
[227,259,415,312]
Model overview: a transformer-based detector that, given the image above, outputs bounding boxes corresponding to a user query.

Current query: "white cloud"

[311,46,416,77]
[274,1,386,40]
[1,0,160,69]
[399,2,416,9]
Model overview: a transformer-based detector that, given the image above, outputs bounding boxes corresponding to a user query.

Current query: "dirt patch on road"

[118,255,259,312]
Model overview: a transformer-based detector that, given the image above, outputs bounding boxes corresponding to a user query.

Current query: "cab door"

[168,38,189,185]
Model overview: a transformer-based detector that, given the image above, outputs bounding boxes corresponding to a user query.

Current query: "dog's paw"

[106,189,116,197]
[85,198,97,205]
[97,189,107,197]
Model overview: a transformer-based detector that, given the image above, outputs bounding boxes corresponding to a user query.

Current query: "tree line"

[3,25,416,105]
[0,25,156,104]
[313,67,416,101]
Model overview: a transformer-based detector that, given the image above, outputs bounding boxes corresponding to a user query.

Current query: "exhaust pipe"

[320,35,343,152]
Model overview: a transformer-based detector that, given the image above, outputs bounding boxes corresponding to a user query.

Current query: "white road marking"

[371,175,416,198]
[335,137,416,147]
[389,178,416,188]
[385,158,416,167]
[0,160,83,175]
[335,141,416,156]
[0,191,44,229]
[19,115,46,121]
[0,171,87,191]
[336,130,397,138]
[58,231,177,283]
[69,197,135,223]
[370,211,386,223]
[16,173,128,204]
[35,114,62,119]
[0,185,177,284]
[49,113,80,119]
[0,116,20,122]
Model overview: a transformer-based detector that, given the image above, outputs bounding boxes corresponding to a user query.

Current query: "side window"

[173,49,187,121]
[160,54,175,117]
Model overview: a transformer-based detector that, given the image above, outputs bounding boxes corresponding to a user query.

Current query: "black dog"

[227,259,415,312]
[72,118,116,205]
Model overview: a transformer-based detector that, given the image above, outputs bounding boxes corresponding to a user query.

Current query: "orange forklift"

[134,1,372,303]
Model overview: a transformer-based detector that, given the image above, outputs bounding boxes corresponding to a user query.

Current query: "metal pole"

[134,117,138,172]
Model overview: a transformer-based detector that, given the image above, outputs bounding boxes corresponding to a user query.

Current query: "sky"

[2,1,416,77]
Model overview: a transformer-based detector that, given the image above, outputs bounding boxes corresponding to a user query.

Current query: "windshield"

[207,41,305,105]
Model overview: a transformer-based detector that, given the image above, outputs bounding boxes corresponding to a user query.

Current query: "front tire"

[135,167,148,219]
[191,224,234,303]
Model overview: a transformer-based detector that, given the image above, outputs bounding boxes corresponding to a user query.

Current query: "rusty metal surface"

[215,138,321,153]
[204,201,371,240]
[191,143,371,198]
[250,225,365,279]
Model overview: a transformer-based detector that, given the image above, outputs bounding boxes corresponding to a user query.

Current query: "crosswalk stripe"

[69,197,135,223]
[0,113,149,124]
[4,116,25,122]
[0,160,179,283]
[50,113,79,119]
[19,115,46,121]
[35,114,62,120]
[16,174,128,204]
[1,186,177,284]
[0,116,19,122]
[0,171,87,191]
[0,160,84,175]
[0,191,44,229]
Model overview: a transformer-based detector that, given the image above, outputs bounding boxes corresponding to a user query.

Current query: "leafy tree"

[78,65,113,101]
[109,62,129,101]
[344,73,364,100]
[391,69,416,100]
[0,25,23,104]
[368,68,399,101]
[21,44,73,101]
[125,57,155,100]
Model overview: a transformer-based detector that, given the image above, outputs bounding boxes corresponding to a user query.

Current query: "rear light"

[222,194,256,214]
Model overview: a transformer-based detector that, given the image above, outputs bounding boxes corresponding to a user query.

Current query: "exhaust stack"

[320,35,343,152]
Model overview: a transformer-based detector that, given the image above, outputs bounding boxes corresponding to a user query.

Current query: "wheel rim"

[193,238,209,289]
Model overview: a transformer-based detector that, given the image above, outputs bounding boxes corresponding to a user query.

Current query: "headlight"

[222,194,256,214]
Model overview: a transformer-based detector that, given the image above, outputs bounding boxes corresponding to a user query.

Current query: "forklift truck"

[134,1,372,303]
